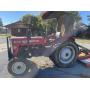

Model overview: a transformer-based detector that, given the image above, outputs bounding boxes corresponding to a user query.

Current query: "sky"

[79,11,90,25]
[0,11,90,25]
[0,11,41,25]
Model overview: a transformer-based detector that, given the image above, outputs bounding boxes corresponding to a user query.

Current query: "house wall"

[11,28,27,36]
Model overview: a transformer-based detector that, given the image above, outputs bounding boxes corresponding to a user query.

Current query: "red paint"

[11,36,47,57]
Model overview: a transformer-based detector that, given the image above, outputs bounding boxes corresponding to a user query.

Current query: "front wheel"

[51,41,79,68]
[8,58,29,76]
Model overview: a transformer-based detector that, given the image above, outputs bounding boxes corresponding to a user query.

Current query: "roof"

[42,11,68,19]
[5,21,28,29]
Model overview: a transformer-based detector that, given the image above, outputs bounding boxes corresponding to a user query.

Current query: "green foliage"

[21,11,81,36]
[0,18,3,26]
[22,14,38,27]
[22,14,42,36]
[68,11,81,22]
[0,18,3,32]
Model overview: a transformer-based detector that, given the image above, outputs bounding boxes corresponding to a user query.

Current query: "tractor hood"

[10,36,47,46]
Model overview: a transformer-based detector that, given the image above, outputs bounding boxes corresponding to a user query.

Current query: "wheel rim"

[12,62,27,75]
[59,46,75,64]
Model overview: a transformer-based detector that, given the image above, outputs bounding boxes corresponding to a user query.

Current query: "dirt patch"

[30,56,54,69]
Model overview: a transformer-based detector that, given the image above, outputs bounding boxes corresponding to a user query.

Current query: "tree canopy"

[21,11,81,36]
[0,18,3,32]
[22,14,38,27]
[21,14,46,36]
[68,11,81,22]
[0,18,3,26]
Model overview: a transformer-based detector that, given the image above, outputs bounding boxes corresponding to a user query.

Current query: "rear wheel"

[50,41,79,68]
[8,58,29,76]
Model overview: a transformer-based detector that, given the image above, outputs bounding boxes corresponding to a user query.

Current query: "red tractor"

[7,36,48,76]
[10,36,47,57]
[7,11,90,76]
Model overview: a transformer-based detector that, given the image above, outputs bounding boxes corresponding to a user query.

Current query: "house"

[0,26,6,34]
[5,21,43,36]
[5,21,29,36]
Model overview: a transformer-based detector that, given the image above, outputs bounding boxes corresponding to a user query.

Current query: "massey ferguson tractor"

[7,11,90,76]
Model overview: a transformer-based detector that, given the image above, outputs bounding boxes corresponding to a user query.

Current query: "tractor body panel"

[9,36,47,58]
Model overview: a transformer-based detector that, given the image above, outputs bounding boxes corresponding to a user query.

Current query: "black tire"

[8,58,29,76]
[49,51,56,65]
[50,41,79,68]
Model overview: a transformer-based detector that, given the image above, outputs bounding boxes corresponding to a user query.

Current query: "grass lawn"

[0,34,11,38]
[76,38,90,44]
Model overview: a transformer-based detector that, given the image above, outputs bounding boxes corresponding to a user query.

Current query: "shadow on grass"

[36,62,90,78]
[13,61,90,78]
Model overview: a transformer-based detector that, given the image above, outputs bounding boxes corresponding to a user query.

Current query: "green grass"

[0,34,11,38]
[76,39,90,44]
